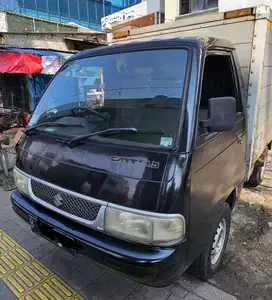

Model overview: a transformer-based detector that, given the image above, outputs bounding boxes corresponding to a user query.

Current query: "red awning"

[0,52,43,74]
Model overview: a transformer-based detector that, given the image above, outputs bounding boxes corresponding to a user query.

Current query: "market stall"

[0,47,73,189]
[0,47,73,110]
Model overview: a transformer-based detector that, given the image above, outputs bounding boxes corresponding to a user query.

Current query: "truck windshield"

[29,49,188,147]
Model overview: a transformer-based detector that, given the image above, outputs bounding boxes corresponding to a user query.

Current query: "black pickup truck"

[11,37,246,286]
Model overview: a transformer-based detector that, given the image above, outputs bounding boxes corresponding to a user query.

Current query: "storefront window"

[180,0,218,15]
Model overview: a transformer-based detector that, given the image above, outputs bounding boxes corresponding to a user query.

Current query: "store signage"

[102,9,137,30]
[102,1,148,30]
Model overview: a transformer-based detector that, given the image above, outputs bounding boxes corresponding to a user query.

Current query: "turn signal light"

[224,8,253,19]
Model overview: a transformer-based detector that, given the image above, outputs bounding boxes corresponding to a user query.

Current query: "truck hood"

[17,135,176,212]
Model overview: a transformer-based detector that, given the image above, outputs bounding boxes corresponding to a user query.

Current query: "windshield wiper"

[68,127,164,147]
[24,122,82,135]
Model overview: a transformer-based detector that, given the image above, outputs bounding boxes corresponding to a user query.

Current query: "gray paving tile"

[65,268,93,292]
[30,242,56,260]
[71,255,105,279]
[125,287,151,300]
[18,235,44,252]
[125,295,151,300]
[39,252,77,279]
[178,275,236,300]
[15,228,41,243]
[81,272,137,300]
[133,285,171,300]
[0,189,11,204]
[12,230,33,244]
[0,198,12,212]
[0,205,14,223]
[0,197,11,210]
[0,280,17,300]
[167,284,188,299]
[26,228,39,237]
[0,216,8,229]
[0,200,10,210]
[33,233,54,244]
[1,219,25,238]
[14,216,31,230]
[184,293,203,300]
[0,280,7,292]
[0,192,12,202]
[177,274,202,291]
[194,284,237,300]
[55,247,75,263]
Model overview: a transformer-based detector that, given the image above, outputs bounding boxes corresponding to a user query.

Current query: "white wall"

[0,12,8,32]
[164,0,179,23]
[219,0,272,12]
[164,0,272,21]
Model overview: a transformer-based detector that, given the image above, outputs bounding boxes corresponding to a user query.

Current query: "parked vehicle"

[11,5,272,286]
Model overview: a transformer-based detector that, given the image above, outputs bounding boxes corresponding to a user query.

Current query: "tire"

[189,203,231,280]
[248,147,268,187]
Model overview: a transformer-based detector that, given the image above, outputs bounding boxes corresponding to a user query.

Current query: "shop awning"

[0,47,73,75]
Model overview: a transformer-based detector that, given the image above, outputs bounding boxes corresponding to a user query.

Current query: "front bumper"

[11,190,187,286]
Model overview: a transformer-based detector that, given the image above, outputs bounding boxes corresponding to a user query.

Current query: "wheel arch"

[225,189,238,211]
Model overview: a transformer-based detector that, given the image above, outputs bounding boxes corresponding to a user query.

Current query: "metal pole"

[34,0,38,17]
[46,0,50,19]
[57,0,60,22]
[68,0,71,21]
[77,0,80,21]
[95,0,97,23]
[86,0,90,26]
[103,0,105,18]
[11,92,14,108]
[32,18,36,32]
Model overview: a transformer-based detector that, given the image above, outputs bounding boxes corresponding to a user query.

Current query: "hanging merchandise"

[42,56,62,75]
[0,47,72,75]
[0,52,43,74]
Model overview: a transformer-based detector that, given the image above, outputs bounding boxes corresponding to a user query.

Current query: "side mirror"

[200,97,236,132]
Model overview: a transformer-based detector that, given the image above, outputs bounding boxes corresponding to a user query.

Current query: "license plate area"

[29,215,80,256]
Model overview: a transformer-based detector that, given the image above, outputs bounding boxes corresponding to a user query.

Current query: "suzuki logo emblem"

[53,193,63,207]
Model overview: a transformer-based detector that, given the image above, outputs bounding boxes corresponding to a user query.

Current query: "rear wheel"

[248,147,268,187]
[189,203,231,279]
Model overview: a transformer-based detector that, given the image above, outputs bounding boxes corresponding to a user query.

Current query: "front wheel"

[189,203,231,279]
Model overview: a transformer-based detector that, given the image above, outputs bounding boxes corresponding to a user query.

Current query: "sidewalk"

[0,189,237,300]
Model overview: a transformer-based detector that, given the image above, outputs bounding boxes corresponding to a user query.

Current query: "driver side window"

[198,54,237,136]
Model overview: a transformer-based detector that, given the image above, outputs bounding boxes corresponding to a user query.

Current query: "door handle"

[236,132,243,144]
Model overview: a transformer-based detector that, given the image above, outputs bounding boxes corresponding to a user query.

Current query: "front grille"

[31,180,101,221]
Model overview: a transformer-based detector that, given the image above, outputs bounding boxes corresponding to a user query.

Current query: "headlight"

[13,168,29,196]
[104,206,185,246]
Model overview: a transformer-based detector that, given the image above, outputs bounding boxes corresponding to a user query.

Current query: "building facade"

[0,0,141,30]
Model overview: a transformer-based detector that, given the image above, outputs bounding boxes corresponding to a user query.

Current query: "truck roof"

[69,37,235,61]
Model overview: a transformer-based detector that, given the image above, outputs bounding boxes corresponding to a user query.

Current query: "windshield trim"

[32,46,193,151]
[68,39,198,62]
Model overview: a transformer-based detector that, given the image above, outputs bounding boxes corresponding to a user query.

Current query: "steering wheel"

[71,106,108,122]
